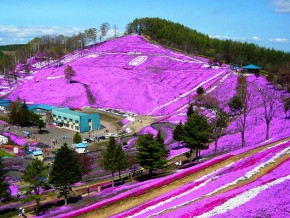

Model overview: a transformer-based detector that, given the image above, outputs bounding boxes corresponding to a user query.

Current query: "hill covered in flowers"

[5,35,229,115]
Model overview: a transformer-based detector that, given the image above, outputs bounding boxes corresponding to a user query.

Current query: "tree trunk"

[149,169,153,176]
[35,186,40,215]
[266,121,270,140]
[195,148,198,158]
[241,131,245,148]
[118,170,121,180]
[36,197,40,215]
[64,185,68,205]
[112,172,115,187]
[215,139,218,154]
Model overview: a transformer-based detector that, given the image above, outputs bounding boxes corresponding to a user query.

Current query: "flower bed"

[2,132,28,146]
[112,141,289,217]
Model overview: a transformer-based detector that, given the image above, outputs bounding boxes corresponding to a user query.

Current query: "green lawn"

[0,148,14,158]
[0,114,9,123]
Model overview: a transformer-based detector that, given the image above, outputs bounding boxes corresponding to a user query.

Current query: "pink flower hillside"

[7,35,231,116]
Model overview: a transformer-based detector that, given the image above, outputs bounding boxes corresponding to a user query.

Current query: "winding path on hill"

[73,137,290,218]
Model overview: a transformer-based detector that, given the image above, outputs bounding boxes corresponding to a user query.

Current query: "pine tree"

[173,121,185,148]
[49,143,81,205]
[0,158,10,202]
[211,109,228,153]
[183,112,211,158]
[114,144,129,180]
[156,130,164,145]
[197,86,205,95]
[187,104,194,117]
[22,159,48,215]
[73,132,82,144]
[101,137,118,187]
[136,134,168,176]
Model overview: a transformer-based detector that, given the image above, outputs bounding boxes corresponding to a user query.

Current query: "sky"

[0,0,289,52]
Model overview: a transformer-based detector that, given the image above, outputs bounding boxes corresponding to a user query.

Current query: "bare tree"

[211,109,228,153]
[99,23,110,42]
[113,24,118,38]
[228,76,253,148]
[85,28,97,45]
[64,65,76,84]
[255,85,281,140]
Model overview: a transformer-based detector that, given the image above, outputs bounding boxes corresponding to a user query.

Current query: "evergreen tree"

[228,95,243,115]
[49,143,81,205]
[136,134,168,176]
[187,104,194,117]
[73,132,82,144]
[34,116,46,131]
[156,130,164,145]
[197,86,205,95]
[100,137,118,187]
[173,121,185,148]
[183,112,211,158]
[0,158,10,202]
[114,144,129,180]
[22,159,48,215]
[211,109,228,153]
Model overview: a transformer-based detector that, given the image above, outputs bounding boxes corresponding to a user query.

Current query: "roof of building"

[75,143,88,148]
[242,64,262,70]
[0,99,11,108]
[32,150,43,156]
[52,108,89,117]
[0,99,11,104]
[28,104,57,111]
[35,104,57,111]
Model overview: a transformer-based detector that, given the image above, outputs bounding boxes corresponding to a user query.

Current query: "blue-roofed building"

[242,64,262,73]
[32,150,44,161]
[0,99,11,111]
[28,104,58,123]
[51,108,101,133]
[28,104,57,112]
[74,142,88,153]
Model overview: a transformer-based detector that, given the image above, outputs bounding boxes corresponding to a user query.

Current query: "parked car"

[98,136,106,140]
[82,138,92,143]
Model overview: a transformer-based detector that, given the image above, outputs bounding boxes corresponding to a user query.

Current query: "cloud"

[269,37,289,42]
[272,0,290,13]
[252,36,262,41]
[0,25,85,44]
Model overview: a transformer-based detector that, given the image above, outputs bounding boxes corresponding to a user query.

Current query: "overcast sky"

[0,0,289,52]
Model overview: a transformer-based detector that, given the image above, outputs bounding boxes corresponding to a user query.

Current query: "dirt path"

[79,137,290,218]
